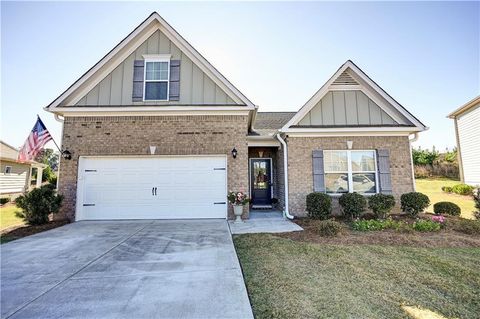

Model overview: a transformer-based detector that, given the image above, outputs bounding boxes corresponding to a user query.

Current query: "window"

[324,150,377,194]
[4,166,12,174]
[144,58,170,101]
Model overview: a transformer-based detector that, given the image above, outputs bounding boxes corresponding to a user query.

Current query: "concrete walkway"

[1,220,253,319]
[229,211,303,235]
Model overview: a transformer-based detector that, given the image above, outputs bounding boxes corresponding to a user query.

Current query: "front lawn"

[416,177,476,219]
[0,204,24,230]
[235,233,480,319]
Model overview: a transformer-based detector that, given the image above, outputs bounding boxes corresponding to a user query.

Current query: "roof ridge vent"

[332,70,359,85]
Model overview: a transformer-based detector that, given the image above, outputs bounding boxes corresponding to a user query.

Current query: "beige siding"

[298,90,399,126]
[76,30,237,106]
[457,103,480,185]
[0,162,29,194]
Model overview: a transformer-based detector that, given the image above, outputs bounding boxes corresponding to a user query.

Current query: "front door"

[250,158,272,206]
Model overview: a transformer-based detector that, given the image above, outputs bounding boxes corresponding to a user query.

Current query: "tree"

[35,148,59,170]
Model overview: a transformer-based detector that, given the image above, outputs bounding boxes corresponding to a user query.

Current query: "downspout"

[53,114,64,192]
[276,133,294,220]
[408,132,419,191]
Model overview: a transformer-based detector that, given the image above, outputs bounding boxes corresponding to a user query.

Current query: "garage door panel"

[77,156,227,220]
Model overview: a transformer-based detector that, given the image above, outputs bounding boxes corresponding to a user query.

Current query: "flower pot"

[232,204,244,223]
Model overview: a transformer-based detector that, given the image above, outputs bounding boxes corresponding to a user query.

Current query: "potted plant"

[227,191,249,223]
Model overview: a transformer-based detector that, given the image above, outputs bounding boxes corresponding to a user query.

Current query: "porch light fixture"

[61,150,72,160]
[149,146,157,155]
[347,141,353,150]
[231,148,238,159]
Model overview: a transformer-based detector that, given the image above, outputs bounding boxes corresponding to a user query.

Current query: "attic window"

[144,58,170,101]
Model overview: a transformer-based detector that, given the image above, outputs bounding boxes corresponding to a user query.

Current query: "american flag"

[18,116,53,162]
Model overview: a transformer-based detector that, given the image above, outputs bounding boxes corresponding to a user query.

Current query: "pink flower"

[432,215,445,223]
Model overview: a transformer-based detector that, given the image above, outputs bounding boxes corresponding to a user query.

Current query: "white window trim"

[324,150,379,195]
[4,166,12,174]
[143,56,170,102]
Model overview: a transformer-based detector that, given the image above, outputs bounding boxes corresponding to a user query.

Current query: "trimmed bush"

[400,192,430,217]
[451,184,474,196]
[306,192,332,220]
[0,198,10,205]
[433,201,461,216]
[339,192,366,219]
[368,194,396,219]
[352,219,385,231]
[441,186,453,193]
[451,219,480,235]
[412,220,441,232]
[317,220,341,237]
[15,184,63,225]
[473,188,480,220]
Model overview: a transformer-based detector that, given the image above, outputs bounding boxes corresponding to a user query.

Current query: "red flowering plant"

[227,191,250,206]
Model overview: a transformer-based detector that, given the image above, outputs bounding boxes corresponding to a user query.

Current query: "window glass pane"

[351,151,375,171]
[352,173,376,193]
[145,82,168,100]
[324,151,348,172]
[145,62,169,81]
[325,173,349,193]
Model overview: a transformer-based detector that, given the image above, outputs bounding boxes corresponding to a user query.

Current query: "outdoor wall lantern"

[61,150,72,160]
[231,147,238,159]
[149,146,157,155]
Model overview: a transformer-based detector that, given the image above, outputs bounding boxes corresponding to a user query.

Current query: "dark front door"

[251,159,272,206]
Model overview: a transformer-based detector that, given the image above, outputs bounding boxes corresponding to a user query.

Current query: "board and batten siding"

[298,90,398,126]
[75,30,237,106]
[457,103,480,185]
[0,162,29,194]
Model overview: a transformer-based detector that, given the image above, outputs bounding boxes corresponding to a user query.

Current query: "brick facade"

[287,136,414,216]
[57,115,249,221]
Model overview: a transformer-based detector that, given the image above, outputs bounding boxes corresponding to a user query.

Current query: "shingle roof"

[252,112,296,135]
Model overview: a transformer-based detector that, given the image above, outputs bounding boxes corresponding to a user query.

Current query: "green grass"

[415,177,476,219]
[0,204,24,231]
[234,234,480,319]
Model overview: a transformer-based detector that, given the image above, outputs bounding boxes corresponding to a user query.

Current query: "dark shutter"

[377,149,392,194]
[312,150,325,192]
[169,60,181,101]
[132,60,144,102]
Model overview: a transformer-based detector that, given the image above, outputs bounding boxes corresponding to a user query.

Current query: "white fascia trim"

[247,136,280,147]
[281,61,427,131]
[46,13,255,111]
[283,126,422,133]
[54,107,252,117]
[285,131,415,137]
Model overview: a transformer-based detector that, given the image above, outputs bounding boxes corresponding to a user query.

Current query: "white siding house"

[448,96,480,186]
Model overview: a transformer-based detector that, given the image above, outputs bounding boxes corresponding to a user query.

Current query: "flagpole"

[37,114,62,153]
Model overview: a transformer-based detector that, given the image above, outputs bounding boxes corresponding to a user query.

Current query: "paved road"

[1,220,253,319]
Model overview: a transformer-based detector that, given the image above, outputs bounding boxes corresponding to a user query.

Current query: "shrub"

[15,184,63,225]
[433,201,461,216]
[441,186,453,193]
[412,148,439,165]
[412,220,441,232]
[400,192,430,217]
[473,188,480,220]
[352,219,385,231]
[306,192,332,220]
[368,194,396,219]
[451,184,474,196]
[0,197,10,205]
[317,220,341,237]
[339,192,366,219]
[451,219,480,235]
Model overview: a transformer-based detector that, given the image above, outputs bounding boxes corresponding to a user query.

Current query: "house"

[448,96,480,186]
[45,12,427,221]
[0,140,47,199]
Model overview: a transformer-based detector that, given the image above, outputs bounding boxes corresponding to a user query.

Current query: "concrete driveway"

[1,220,253,319]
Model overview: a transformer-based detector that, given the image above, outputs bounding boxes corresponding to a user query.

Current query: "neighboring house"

[0,141,46,199]
[448,96,480,186]
[45,12,427,221]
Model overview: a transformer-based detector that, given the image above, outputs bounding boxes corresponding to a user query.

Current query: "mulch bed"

[1,220,69,244]
[278,215,480,248]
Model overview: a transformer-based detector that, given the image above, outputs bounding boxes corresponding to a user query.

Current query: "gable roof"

[448,95,480,118]
[45,12,255,111]
[281,60,427,133]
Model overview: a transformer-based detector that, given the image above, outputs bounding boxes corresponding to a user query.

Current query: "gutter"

[275,133,294,220]
[408,133,419,191]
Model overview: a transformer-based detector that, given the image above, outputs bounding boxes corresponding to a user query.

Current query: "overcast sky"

[2,1,479,151]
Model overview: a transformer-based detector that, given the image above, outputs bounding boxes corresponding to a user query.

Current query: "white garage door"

[76,156,227,220]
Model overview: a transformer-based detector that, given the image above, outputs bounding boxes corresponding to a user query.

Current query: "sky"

[1,1,479,152]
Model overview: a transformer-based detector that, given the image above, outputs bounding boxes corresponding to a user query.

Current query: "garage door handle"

[152,187,155,196]
[154,187,157,196]
[214,202,226,205]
